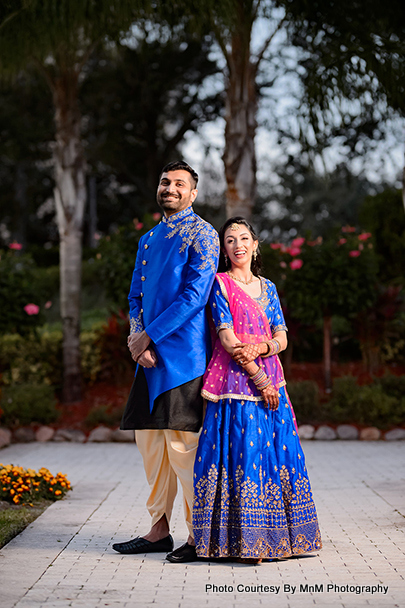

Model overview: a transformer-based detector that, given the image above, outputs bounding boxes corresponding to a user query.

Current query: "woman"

[193,217,322,562]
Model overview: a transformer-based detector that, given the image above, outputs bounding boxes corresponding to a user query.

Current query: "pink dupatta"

[202,273,287,403]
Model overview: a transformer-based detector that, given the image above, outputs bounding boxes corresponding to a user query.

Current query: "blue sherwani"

[128,206,219,413]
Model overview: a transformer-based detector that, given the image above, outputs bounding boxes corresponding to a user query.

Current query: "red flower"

[342,226,356,233]
[290,259,303,270]
[9,242,22,250]
[349,250,361,258]
[135,222,144,230]
[292,237,305,247]
[24,304,40,315]
[289,247,301,257]
[44,301,52,309]
[338,238,347,245]
[152,212,161,221]
[358,232,372,241]
[270,243,282,250]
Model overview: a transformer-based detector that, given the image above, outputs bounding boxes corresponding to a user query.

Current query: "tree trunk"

[52,70,86,403]
[223,13,257,220]
[402,147,405,213]
[323,315,332,392]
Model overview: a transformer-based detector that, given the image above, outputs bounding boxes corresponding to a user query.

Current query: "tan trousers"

[135,429,200,539]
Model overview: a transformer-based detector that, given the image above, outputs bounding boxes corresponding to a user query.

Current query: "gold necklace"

[227,270,254,285]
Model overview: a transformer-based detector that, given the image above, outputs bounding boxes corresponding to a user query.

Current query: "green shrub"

[0,318,133,390]
[327,375,405,429]
[0,251,46,334]
[0,384,59,427]
[0,331,63,386]
[286,381,322,424]
[84,403,125,429]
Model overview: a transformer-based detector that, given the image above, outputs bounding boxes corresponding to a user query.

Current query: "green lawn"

[0,499,53,549]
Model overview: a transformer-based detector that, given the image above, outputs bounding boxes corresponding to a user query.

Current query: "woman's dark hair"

[218,216,262,275]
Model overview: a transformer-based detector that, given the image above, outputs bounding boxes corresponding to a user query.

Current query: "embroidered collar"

[161,206,194,225]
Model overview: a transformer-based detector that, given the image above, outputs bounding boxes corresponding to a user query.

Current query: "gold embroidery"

[216,321,233,333]
[165,214,219,273]
[216,275,229,302]
[130,312,143,334]
[194,461,322,559]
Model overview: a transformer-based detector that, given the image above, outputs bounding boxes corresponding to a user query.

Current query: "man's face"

[156,170,197,217]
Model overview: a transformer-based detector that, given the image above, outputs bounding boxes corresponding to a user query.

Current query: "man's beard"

[157,193,181,209]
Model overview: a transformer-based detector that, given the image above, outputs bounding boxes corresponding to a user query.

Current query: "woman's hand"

[260,385,279,410]
[232,342,267,365]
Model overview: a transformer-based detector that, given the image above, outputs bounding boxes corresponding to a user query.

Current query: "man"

[112,160,219,563]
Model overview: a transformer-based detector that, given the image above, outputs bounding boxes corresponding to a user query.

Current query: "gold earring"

[253,249,257,260]
[224,254,228,266]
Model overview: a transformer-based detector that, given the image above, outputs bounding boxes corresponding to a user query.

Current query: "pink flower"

[349,250,361,258]
[307,236,322,246]
[152,212,161,221]
[135,222,143,230]
[279,244,288,253]
[338,238,347,245]
[280,261,287,268]
[289,247,301,257]
[342,226,356,233]
[9,242,22,250]
[290,259,303,270]
[358,243,364,251]
[44,301,52,309]
[292,237,305,247]
[24,304,40,315]
[358,232,372,241]
[270,243,282,250]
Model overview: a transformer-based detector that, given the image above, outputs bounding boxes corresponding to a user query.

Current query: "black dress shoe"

[166,542,198,563]
[112,534,173,554]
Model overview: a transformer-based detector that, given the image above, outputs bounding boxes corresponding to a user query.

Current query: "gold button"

[144,244,148,249]
[142,260,147,265]
[140,292,143,297]
[140,309,143,313]
[141,276,145,281]
[150,231,154,236]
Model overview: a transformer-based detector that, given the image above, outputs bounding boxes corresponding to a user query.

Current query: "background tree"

[276,0,405,207]
[0,0,145,401]
[281,231,378,389]
[81,25,221,228]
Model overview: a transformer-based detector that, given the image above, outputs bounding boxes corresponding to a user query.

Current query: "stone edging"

[1,423,405,449]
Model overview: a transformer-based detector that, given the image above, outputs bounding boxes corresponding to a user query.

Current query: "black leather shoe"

[166,542,198,563]
[112,534,173,554]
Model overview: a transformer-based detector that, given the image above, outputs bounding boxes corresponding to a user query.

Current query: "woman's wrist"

[249,367,272,390]
[261,338,281,358]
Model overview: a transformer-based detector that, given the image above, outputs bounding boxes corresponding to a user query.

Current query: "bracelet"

[250,368,272,390]
[262,338,281,358]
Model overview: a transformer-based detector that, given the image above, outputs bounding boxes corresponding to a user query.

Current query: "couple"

[112,160,322,563]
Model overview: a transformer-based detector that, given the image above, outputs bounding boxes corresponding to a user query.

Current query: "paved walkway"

[0,440,404,608]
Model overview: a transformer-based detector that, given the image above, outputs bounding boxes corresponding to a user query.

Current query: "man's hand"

[127,330,151,362]
[232,342,267,365]
[261,385,279,410]
[137,348,158,368]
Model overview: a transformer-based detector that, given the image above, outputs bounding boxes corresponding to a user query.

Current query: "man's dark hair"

[159,160,199,188]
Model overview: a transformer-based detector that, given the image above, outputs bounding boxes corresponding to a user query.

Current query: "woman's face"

[223,223,258,269]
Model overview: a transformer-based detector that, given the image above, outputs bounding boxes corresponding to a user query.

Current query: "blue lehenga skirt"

[193,386,322,559]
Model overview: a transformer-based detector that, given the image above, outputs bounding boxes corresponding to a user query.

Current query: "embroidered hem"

[201,381,286,403]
